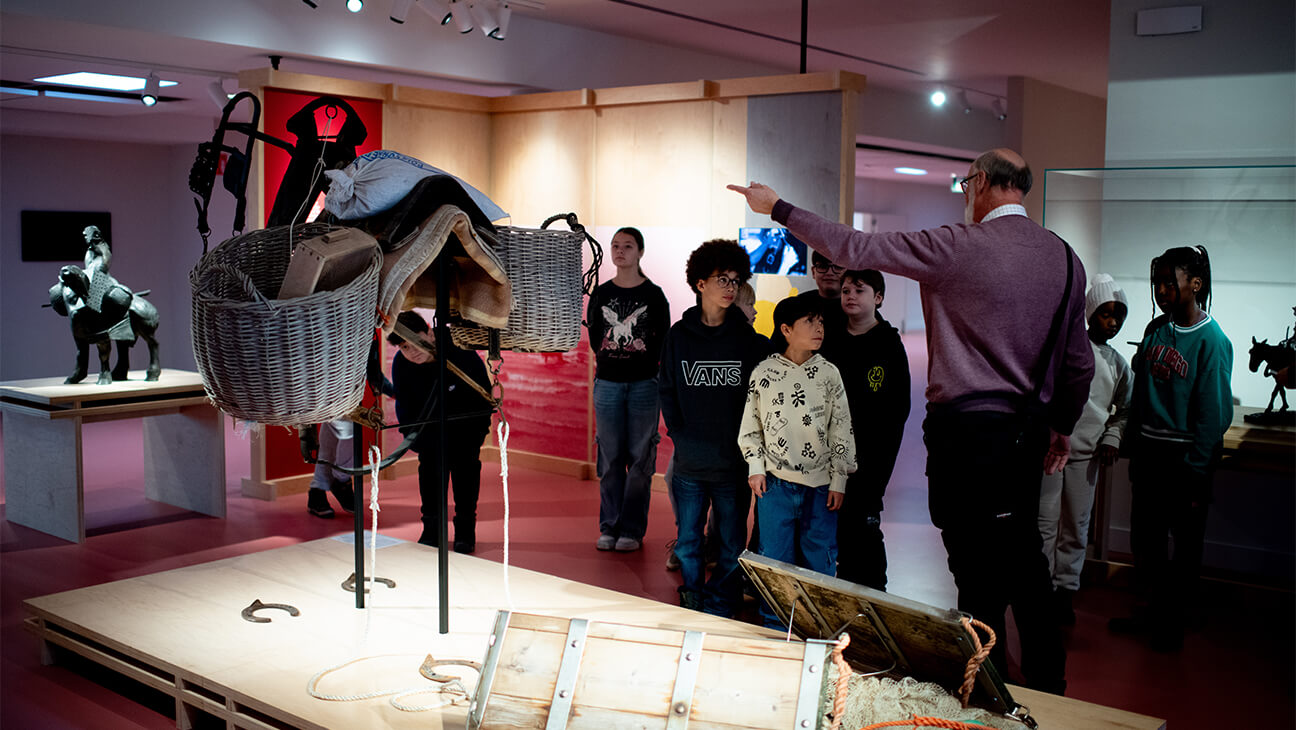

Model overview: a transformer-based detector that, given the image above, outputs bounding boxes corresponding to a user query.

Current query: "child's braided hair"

[1150,245,1212,312]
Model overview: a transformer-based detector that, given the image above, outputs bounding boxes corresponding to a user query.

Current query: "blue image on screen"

[739,227,808,276]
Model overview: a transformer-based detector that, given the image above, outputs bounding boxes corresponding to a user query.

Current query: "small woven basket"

[190,222,380,425]
[451,213,599,353]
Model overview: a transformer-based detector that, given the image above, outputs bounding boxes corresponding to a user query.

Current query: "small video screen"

[739,227,808,276]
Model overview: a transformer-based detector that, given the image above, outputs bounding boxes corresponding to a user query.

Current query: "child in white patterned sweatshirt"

[739,295,856,627]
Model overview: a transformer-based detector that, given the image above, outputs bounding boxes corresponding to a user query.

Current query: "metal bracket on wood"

[665,630,706,729]
[545,618,589,730]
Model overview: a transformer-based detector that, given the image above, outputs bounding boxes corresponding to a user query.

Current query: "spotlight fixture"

[390,0,413,22]
[140,72,160,106]
[491,1,510,39]
[346,0,363,12]
[447,0,474,32]
[992,98,1007,121]
[467,1,499,37]
[207,79,230,110]
[417,0,453,24]
[929,89,946,107]
[956,90,971,115]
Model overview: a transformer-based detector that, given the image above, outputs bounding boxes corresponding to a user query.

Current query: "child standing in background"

[586,226,670,553]
[819,269,909,591]
[1039,273,1132,623]
[740,295,856,628]
[1110,246,1232,652]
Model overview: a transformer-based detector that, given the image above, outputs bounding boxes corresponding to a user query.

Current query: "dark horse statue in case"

[47,226,161,385]
[1244,314,1296,425]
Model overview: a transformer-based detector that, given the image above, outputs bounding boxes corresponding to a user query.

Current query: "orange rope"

[956,617,996,708]
[859,716,988,730]
[828,633,853,730]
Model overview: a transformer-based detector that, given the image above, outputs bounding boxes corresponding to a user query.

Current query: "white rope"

[497,418,514,609]
[306,654,470,711]
[361,444,382,643]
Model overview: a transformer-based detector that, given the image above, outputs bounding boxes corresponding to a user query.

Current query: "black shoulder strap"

[1031,233,1076,403]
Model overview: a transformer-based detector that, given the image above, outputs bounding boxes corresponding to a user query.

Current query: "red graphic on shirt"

[1146,344,1188,381]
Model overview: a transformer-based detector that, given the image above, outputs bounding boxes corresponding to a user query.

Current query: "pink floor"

[2,339,1292,728]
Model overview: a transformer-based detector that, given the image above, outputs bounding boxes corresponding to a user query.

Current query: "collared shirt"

[981,203,1028,222]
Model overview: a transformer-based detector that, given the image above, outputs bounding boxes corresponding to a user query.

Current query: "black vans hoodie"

[658,305,771,482]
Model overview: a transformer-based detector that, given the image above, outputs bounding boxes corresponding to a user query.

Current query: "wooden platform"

[23,538,1166,729]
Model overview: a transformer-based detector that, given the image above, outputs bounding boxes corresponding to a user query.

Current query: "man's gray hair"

[973,150,1032,195]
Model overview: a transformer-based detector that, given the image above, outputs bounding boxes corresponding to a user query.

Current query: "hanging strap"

[1029,233,1076,405]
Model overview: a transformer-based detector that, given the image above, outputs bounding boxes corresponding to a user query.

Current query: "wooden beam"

[488,88,595,113]
[389,85,493,113]
[236,69,391,101]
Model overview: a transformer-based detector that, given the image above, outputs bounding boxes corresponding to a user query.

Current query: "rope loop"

[956,616,996,708]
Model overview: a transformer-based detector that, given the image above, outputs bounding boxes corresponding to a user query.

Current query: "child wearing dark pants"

[820,269,910,591]
[378,311,492,553]
[1112,246,1232,652]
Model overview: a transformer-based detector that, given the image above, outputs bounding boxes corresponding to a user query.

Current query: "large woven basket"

[451,213,599,353]
[190,222,380,426]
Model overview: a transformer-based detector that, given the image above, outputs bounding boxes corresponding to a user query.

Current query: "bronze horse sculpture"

[47,226,161,384]
[1248,336,1294,414]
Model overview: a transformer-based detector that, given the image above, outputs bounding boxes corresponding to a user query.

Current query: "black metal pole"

[436,256,451,634]
[799,0,808,73]
[353,420,365,609]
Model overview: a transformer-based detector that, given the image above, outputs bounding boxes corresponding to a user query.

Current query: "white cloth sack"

[323,149,509,222]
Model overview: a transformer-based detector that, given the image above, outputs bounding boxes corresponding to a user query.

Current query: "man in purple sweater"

[730,148,1093,695]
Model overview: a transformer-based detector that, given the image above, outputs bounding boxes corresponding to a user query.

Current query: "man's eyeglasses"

[812,263,846,274]
[710,275,741,289]
[958,170,982,193]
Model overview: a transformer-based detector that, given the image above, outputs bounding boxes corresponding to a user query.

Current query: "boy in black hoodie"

[659,240,770,617]
[819,269,910,590]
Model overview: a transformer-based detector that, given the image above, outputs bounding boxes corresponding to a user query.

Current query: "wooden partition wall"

[236,68,862,495]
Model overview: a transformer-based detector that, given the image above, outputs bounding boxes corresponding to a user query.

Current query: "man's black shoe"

[307,489,334,519]
[330,479,356,513]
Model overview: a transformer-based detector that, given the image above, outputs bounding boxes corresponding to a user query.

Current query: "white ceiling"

[0,0,1111,187]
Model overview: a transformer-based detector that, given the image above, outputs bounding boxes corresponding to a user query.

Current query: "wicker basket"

[190,223,380,426]
[451,213,599,353]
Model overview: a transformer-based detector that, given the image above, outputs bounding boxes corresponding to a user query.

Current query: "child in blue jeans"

[739,296,856,628]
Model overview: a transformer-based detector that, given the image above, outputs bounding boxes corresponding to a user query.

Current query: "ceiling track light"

[956,90,971,115]
[447,0,474,32]
[929,89,946,107]
[415,0,453,24]
[390,0,413,22]
[992,98,1007,121]
[141,71,160,106]
[467,1,499,37]
[490,1,510,39]
[346,0,364,12]
[207,79,231,110]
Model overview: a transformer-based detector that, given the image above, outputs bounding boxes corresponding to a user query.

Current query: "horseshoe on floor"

[241,599,301,623]
[341,572,397,593]
[419,654,483,683]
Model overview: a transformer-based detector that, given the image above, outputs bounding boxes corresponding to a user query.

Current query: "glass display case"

[1043,165,1296,410]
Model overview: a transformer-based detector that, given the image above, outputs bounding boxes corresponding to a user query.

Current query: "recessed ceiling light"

[929,90,946,107]
[34,72,177,92]
[894,167,927,176]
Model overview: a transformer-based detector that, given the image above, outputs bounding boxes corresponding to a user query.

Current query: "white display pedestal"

[1,369,225,542]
